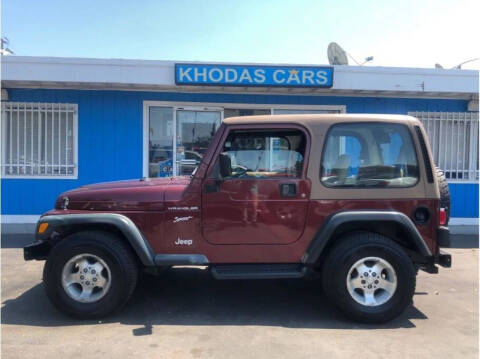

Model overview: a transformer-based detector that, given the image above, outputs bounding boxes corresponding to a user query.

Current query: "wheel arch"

[35,213,155,266]
[302,211,432,266]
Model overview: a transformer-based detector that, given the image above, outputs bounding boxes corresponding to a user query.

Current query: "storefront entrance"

[144,102,345,178]
[147,106,222,177]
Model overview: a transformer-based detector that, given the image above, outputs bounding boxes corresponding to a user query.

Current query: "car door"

[201,125,311,245]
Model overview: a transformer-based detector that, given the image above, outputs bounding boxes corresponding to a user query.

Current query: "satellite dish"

[328,42,348,65]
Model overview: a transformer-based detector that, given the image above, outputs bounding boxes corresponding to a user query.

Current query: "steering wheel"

[231,165,248,177]
[322,176,339,185]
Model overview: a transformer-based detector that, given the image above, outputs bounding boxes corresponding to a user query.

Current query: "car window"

[211,129,306,179]
[321,123,419,188]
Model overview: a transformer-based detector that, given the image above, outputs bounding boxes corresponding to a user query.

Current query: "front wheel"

[44,230,138,319]
[322,232,416,323]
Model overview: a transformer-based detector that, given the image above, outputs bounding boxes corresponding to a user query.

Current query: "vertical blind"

[2,102,77,177]
[409,111,479,181]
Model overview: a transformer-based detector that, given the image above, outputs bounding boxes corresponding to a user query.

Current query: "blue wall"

[449,183,479,218]
[2,88,477,217]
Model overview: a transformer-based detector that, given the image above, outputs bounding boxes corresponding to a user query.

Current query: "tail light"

[439,208,447,226]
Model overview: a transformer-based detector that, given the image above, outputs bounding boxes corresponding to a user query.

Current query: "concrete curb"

[449,225,479,235]
[1,223,36,235]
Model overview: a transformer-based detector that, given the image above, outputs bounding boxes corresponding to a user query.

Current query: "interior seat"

[331,154,350,184]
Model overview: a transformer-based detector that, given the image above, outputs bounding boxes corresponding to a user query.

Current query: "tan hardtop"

[223,113,438,201]
[223,114,421,132]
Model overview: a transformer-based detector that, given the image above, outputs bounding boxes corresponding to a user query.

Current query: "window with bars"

[1,102,78,178]
[409,111,479,181]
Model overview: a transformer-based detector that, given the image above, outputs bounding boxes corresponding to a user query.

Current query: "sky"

[1,0,479,70]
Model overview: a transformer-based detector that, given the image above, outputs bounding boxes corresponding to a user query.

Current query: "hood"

[76,177,191,190]
[55,177,191,211]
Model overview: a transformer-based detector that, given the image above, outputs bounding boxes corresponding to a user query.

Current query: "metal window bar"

[65,108,68,174]
[1,102,77,177]
[409,111,479,181]
[16,104,19,174]
[58,103,61,175]
[51,103,54,175]
[44,103,48,175]
[37,104,41,175]
[464,117,467,178]
[23,103,27,174]
[9,107,12,174]
[470,117,479,180]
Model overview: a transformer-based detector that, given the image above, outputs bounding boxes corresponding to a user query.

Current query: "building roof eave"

[1,55,478,99]
[2,79,477,101]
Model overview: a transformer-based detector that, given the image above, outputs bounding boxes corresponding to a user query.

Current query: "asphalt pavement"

[1,232,478,359]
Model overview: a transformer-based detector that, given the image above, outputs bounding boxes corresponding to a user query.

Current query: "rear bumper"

[436,250,452,268]
[437,226,450,247]
[435,226,451,268]
[419,226,451,273]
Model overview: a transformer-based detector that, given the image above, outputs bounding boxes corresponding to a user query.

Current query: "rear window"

[320,123,419,188]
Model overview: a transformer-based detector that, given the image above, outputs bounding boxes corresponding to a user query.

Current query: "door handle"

[279,183,297,197]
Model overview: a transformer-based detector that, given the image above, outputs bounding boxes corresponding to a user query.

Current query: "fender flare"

[35,213,155,266]
[301,211,432,264]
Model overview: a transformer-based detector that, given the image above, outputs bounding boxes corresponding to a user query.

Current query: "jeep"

[24,114,451,323]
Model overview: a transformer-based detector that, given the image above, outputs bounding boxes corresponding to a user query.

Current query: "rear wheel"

[44,230,138,319]
[322,232,416,323]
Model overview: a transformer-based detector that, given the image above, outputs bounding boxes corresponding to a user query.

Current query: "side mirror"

[218,153,232,178]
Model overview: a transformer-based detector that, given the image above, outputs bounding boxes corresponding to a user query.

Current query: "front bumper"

[24,215,60,261]
[24,240,52,261]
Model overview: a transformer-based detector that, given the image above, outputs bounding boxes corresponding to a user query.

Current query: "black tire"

[321,232,416,323]
[44,230,138,319]
[435,167,450,225]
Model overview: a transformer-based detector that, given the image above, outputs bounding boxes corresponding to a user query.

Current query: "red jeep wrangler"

[24,114,451,323]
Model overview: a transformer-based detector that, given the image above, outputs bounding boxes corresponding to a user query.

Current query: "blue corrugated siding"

[449,183,479,218]
[1,88,475,216]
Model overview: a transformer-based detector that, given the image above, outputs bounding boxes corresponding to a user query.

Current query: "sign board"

[175,64,333,88]
[158,159,173,177]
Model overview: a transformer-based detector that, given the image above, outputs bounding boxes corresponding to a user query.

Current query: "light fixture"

[361,56,374,65]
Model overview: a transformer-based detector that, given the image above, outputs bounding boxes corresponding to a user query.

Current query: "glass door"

[175,109,222,176]
[149,107,174,177]
[147,105,222,177]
